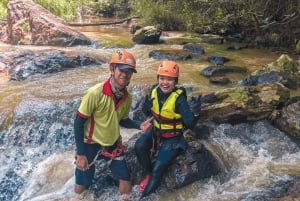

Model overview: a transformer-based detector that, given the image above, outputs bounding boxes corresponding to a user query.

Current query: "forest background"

[0,0,299,53]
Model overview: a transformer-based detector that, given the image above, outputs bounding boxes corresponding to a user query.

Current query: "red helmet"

[110,50,137,73]
[157,60,179,78]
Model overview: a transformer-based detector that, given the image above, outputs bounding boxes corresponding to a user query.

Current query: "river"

[0,23,299,201]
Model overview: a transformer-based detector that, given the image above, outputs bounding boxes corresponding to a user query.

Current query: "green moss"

[215,87,249,107]
[258,83,290,104]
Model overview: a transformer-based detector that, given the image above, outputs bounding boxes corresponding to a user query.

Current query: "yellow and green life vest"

[150,87,184,135]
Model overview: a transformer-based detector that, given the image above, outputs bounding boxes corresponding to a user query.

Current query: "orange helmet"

[157,60,179,78]
[110,50,137,73]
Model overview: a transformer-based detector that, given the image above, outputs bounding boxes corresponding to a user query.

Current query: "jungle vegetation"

[0,0,299,51]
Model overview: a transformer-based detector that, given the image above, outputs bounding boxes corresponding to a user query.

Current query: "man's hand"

[140,116,154,132]
[76,154,89,171]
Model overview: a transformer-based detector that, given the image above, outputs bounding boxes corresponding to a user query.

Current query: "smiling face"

[110,64,133,89]
[158,75,176,94]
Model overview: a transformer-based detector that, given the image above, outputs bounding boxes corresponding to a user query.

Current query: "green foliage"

[0,0,299,50]
[131,0,300,49]
[90,0,130,18]
[0,0,8,19]
[33,0,79,21]
[130,0,186,30]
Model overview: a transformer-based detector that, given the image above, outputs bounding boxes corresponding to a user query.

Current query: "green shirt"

[77,78,132,146]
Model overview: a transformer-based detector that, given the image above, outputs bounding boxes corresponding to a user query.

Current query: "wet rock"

[241,54,300,89]
[209,76,231,85]
[86,131,222,196]
[239,178,294,201]
[201,65,247,77]
[132,26,162,44]
[274,178,300,201]
[208,56,230,65]
[127,132,222,190]
[0,47,102,80]
[0,20,7,41]
[197,83,290,124]
[149,49,192,60]
[183,43,205,55]
[2,0,92,46]
[272,96,300,139]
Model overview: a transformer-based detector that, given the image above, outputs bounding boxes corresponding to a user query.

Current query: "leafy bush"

[0,0,8,19]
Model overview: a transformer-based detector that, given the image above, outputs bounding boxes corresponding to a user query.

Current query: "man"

[74,50,153,195]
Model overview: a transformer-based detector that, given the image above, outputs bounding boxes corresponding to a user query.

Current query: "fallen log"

[68,16,139,26]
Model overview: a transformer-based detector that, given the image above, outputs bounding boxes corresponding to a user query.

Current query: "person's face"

[158,75,176,94]
[110,65,133,88]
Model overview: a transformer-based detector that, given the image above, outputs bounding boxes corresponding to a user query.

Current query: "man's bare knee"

[74,184,86,194]
[119,180,132,194]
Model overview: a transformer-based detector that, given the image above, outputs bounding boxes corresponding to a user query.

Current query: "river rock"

[132,26,162,44]
[149,49,192,60]
[241,54,300,89]
[89,131,222,196]
[271,96,300,139]
[201,65,247,77]
[183,43,205,55]
[197,83,290,124]
[208,56,230,65]
[2,0,92,46]
[0,47,102,80]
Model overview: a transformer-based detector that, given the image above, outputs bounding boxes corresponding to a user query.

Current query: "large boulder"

[2,0,92,46]
[196,83,290,124]
[0,47,104,80]
[241,54,300,89]
[89,132,222,196]
[132,26,162,44]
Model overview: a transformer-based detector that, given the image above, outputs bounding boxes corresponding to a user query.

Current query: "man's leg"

[110,159,132,194]
[74,184,86,194]
[74,144,101,194]
[119,179,132,194]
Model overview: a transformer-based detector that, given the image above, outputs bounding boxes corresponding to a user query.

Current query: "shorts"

[75,143,131,187]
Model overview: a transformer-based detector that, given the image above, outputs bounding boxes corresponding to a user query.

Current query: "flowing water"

[0,24,300,201]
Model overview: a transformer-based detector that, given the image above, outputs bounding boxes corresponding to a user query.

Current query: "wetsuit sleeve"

[176,93,198,130]
[142,95,153,117]
[120,118,141,129]
[142,84,158,116]
[74,114,87,155]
